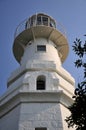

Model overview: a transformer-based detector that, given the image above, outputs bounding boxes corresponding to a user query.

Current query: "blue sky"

[0,0,86,96]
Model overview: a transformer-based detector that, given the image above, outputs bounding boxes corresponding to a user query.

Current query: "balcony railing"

[14,14,67,39]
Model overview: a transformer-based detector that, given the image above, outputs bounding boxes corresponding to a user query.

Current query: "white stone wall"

[60,104,75,130]
[7,71,59,91]
[7,67,74,98]
[21,38,61,66]
[0,104,21,130]
[19,103,63,130]
[0,102,72,130]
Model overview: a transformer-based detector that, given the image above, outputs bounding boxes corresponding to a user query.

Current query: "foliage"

[65,36,86,130]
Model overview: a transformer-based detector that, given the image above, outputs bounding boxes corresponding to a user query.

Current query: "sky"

[0,0,86,96]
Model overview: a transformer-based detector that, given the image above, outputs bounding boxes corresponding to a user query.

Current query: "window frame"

[42,16,48,26]
[37,45,46,52]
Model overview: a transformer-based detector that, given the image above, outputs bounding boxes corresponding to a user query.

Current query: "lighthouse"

[0,13,75,130]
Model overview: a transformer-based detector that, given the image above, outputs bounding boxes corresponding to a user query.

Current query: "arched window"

[36,75,46,90]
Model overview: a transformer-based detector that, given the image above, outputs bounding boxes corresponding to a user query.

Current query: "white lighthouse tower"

[0,13,75,130]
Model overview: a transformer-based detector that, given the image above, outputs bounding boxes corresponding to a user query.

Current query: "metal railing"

[14,18,67,39]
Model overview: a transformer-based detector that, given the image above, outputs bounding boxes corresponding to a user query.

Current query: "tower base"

[0,88,74,130]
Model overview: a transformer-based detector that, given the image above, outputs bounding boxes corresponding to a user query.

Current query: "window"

[37,16,41,25]
[29,16,36,27]
[50,19,56,28]
[37,76,46,90]
[37,45,46,52]
[42,17,48,26]
[35,128,47,130]
[25,19,30,29]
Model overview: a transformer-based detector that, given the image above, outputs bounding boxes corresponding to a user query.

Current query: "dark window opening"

[37,76,46,90]
[35,127,47,130]
[37,45,46,52]
[42,17,48,26]
[37,16,41,25]
[37,80,45,90]
[29,42,32,45]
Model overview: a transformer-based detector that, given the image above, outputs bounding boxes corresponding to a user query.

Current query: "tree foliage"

[65,36,86,130]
